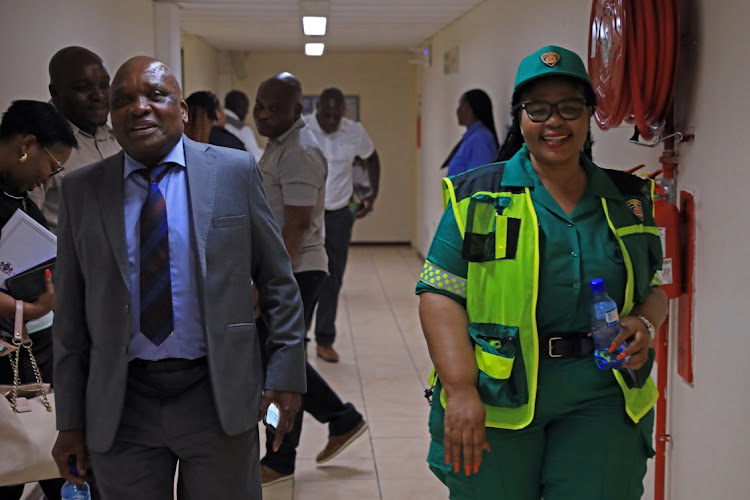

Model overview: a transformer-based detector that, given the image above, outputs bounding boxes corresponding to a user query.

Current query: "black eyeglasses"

[515,98,587,123]
[43,147,65,177]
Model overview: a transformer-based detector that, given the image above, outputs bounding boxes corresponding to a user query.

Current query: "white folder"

[0,209,57,289]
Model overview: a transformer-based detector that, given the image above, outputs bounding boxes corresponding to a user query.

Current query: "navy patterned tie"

[138,164,174,346]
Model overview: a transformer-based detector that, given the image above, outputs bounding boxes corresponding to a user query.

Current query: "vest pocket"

[469,323,528,408]
[462,195,520,262]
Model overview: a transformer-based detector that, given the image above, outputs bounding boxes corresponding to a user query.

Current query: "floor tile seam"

[340,254,383,500]
[370,248,428,390]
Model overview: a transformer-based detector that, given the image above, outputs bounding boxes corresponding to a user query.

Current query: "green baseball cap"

[513,45,592,92]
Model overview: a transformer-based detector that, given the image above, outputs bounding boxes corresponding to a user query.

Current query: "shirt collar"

[270,118,305,145]
[500,146,626,200]
[464,121,484,138]
[308,113,347,135]
[225,109,239,121]
[123,136,186,180]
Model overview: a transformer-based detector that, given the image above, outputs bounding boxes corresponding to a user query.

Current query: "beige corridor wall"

[228,51,417,243]
[418,1,750,499]
[0,0,154,107]
[181,34,220,97]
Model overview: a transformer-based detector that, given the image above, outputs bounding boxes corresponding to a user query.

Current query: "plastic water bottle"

[61,464,91,500]
[589,278,626,370]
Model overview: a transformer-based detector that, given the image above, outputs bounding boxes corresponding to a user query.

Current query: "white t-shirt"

[303,114,375,211]
[224,109,265,162]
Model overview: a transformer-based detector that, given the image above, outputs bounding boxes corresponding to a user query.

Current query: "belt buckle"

[548,337,563,358]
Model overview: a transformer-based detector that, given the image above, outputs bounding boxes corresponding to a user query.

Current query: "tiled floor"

[261,245,448,500]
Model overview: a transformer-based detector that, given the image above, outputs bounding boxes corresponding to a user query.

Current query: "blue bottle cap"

[590,278,606,293]
[69,463,79,477]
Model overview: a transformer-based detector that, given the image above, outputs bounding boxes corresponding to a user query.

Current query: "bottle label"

[605,308,619,326]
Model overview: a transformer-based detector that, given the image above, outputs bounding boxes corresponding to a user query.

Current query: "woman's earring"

[19,153,27,164]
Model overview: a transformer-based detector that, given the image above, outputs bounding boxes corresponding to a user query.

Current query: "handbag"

[0,300,60,486]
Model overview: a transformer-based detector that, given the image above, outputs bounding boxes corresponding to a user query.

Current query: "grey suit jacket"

[53,136,306,453]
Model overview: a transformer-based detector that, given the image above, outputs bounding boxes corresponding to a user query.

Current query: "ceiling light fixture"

[305,43,325,56]
[303,16,327,36]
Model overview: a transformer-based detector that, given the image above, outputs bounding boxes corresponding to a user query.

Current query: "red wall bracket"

[677,190,695,383]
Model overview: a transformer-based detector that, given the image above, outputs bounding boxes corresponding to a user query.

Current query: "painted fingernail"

[465,465,471,476]
[609,343,617,353]
[474,462,480,474]
[617,352,628,360]
[453,461,459,473]
[45,269,51,278]
[445,454,450,465]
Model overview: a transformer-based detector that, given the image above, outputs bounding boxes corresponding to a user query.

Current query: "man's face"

[110,59,187,167]
[50,58,110,134]
[253,81,299,140]
[316,98,344,134]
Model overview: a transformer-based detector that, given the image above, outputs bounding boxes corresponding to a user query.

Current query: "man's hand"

[355,193,377,218]
[259,390,302,452]
[52,429,88,483]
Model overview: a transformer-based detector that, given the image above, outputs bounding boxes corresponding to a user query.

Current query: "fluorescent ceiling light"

[303,16,327,36]
[305,43,325,56]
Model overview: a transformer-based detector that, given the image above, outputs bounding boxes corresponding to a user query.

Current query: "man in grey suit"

[51,56,306,499]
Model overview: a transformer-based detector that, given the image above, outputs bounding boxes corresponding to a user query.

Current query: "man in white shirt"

[29,46,121,234]
[304,88,380,362]
[224,90,264,161]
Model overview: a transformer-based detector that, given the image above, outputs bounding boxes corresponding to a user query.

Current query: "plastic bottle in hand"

[589,278,626,370]
[61,464,91,500]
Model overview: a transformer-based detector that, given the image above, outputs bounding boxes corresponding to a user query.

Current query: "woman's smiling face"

[518,77,592,169]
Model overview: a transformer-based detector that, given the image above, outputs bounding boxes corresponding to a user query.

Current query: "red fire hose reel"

[588,0,680,140]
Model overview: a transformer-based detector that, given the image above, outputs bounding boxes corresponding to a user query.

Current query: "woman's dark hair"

[185,91,221,143]
[463,89,499,149]
[495,77,596,162]
[0,100,77,148]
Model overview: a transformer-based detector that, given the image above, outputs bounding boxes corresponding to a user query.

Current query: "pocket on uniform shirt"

[462,195,520,262]
[469,323,528,409]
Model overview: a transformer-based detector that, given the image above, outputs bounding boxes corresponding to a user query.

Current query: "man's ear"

[294,103,303,120]
[49,83,58,102]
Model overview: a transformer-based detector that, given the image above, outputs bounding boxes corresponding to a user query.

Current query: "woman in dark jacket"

[0,100,77,500]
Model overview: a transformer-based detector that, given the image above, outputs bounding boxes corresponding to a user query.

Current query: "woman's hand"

[443,386,490,476]
[612,316,652,370]
[26,269,54,320]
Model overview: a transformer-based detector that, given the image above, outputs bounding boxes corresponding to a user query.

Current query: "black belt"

[129,356,207,371]
[541,333,593,358]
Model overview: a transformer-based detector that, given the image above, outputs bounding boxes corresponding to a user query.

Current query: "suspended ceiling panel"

[174,0,486,51]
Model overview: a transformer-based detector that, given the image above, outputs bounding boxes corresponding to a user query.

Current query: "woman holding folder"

[0,100,77,499]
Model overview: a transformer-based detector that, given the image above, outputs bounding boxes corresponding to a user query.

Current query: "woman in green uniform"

[417,46,668,499]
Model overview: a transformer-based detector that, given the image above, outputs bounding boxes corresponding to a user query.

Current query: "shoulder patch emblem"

[540,51,561,67]
[627,199,644,221]
[0,262,13,276]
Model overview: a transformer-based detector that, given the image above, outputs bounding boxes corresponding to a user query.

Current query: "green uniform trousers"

[427,356,655,500]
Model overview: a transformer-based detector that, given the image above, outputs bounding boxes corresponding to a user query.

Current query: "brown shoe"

[316,344,340,363]
[260,464,293,486]
[316,420,368,464]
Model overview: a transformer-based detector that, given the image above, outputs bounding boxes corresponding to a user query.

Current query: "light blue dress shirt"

[447,122,498,177]
[123,137,205,360]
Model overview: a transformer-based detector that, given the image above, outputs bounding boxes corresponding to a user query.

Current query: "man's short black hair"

[225,90,249,113]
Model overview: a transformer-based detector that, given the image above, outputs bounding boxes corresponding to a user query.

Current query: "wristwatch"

[636,315,656,341]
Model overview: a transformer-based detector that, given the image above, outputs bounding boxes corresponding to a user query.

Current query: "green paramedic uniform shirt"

[417,151,630,334]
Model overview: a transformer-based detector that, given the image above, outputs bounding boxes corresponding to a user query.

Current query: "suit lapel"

[95,152,131,290]
[183,137,216,278]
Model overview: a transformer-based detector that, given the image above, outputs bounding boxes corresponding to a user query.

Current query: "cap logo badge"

[540,51,561,67]
[627,199,644,221]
